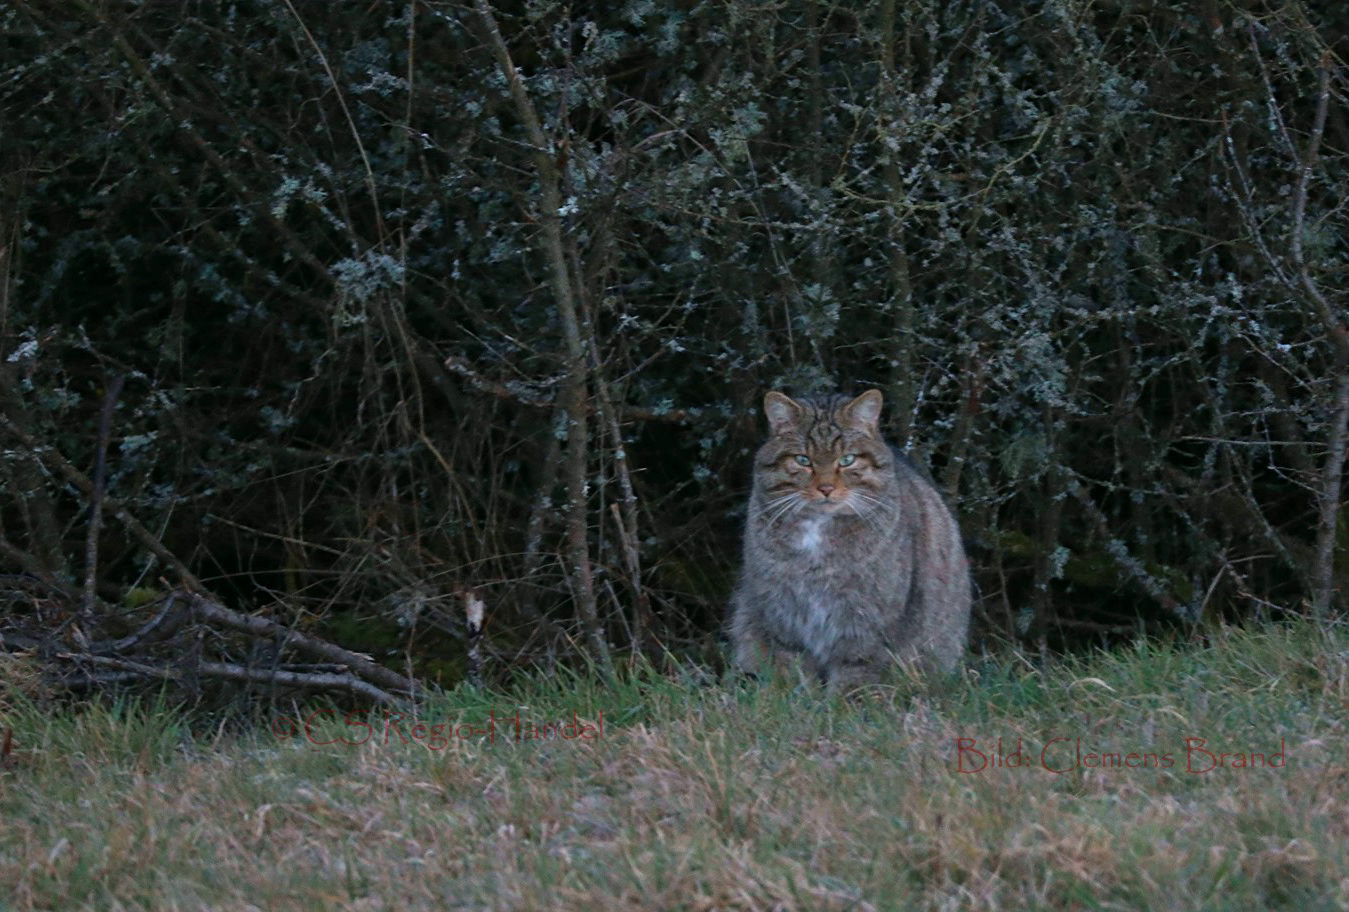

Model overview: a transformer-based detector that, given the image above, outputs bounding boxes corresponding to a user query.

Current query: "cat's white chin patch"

[797,515,829,552]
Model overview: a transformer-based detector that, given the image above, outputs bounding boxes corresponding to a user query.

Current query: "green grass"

[2,621,1347,911]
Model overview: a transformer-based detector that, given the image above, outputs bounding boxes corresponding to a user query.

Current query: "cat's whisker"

[760,502,792,529]
[850,489,892,510]
[855,505,886,537]
[758,493,805,530]
[768,498,807,531]
[847,491,894,529]
[752,492,796,518]
[858,495,896,518]
[856,494,897,536]
[760,492,799,514]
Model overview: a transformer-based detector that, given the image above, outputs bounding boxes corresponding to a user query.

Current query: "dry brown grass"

[2,621,1348,910]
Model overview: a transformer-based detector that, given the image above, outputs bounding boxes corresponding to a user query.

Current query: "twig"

[443,355,558,409]
[3,587,418,699]
[278,0,385,242]
[62,671,157,690]
[609,502,648,655]
[82,374,124,623]
[1065,473,1179,616]
[519,417,561,622]
[572,237,648,657]
[1220,113,1293,288]
[1248,23,1297,160]
[0,412,203,588]
[186,593,419,697]
[0,404,426,699]
[86,593,181,655]
[444,354,695,423]
[57,652,407,707]
[1290,56,1333,287]
[879,0,918,447]
[941,350,984,499]
[1031,407,1065,658]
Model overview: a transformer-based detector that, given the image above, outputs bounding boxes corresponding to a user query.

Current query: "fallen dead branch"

[183,594,419,699]
[57,652,407,707]
[0,587,421,708]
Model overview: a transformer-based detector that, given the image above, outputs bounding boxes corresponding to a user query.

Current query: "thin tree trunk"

[563,213,649,656]
[1288,59,1346,620]
[1312,372,1349,618]
[82,375,124,622]
[580,290,648,657]
[519,419,561,621]
[1031,404,1064,662]
[941,349,982,499]
[475,0,610,672]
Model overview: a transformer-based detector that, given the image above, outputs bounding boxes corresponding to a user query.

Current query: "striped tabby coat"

[730,390,971,690]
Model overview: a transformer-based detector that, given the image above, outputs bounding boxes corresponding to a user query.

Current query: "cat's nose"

[817,484,835,497]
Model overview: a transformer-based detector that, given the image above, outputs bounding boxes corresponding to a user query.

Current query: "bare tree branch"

[1229,42,1346,619]
[1290,57,1346,620]
[82,374,124,622]
[444,354,696,423]
[186,593,419,697]
[0,412,204,589]
[58,652,407,707]
[473,0,611,673]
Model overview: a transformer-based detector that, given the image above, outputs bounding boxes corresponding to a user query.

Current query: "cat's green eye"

[794,455,812,467]
[838,454,857,467]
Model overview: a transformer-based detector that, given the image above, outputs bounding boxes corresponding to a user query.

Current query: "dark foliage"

[1,0,1346,687]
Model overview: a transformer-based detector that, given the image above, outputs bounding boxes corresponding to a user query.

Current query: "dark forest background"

[2,0,1347,695]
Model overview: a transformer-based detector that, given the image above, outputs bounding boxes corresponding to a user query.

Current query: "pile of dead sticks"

[0,378,425,708]
[0,580,421,707]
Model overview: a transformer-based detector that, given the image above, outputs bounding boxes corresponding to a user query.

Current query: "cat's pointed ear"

[764,391,804,435]
[842,389,884,436]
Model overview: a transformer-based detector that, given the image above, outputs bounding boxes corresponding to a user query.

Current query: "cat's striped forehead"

[785,395,862,441]
[755,389,892,473]
[766,390,883,439]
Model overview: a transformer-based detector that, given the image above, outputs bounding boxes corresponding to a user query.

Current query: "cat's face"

[754,390,894,516]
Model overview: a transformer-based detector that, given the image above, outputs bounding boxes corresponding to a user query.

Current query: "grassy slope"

[2,621,1347,911]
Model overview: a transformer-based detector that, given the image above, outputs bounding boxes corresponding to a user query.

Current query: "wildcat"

[729,389,971,691]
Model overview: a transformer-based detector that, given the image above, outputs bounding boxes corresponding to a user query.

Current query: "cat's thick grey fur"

[729,389,971,690]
